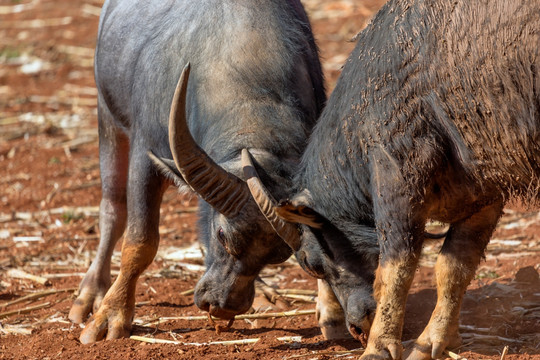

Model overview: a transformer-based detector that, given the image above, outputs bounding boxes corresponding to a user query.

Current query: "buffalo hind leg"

[79,150,167,343]
[405,200,503,360]
[317,279,351,340]
[69,104,129,324]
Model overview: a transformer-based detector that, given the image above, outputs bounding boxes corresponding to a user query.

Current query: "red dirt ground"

[0,0,538,359]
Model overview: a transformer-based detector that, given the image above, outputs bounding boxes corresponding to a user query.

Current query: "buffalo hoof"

[69,289,105,324]
[69,271,110,324]
[404,345,436,360]
[404,328,462,360]
[360,341,402,360]
[79,305,133,344]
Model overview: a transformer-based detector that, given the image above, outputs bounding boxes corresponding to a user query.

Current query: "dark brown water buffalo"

[68,0,335,343]
[244,0,539,358]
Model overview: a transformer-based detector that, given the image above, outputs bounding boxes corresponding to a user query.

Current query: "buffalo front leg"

[361,161,425,360]
[79,152,167,343]
[69,109,129,324]
[316,279,351,340]
[406,201,503,360]
[361,250,421,360]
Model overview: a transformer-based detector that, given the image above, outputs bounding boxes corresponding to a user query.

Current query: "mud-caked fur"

[279,0,539,358]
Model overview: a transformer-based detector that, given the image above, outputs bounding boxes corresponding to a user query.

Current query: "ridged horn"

[241,149,301,250]
[169,64,250,218]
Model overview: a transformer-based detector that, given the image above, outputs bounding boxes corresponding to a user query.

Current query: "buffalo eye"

[217,227,239,258]
[297,250,325,279]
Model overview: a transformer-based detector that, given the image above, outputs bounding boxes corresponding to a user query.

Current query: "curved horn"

[241,149,301,250]
[169,64,250,218]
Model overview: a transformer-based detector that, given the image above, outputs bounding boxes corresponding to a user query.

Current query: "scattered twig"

[0,302,51,319]
[461,333,524,343]
[175,262,205,272]
[444,350,467,360]
[130,335,260,346]
[175,206,199,214]
[0,324,33,335]
[0,206,100,224]
[277,336,302,343]
[12,236,43,242]
[81,3,101,17]
[0,173,32,184]
[7,269,50,286]
[180,288,194,296]
[141,309,316,327]
[459,324,495,334]
[256,279,291,308]
[276,289,317,296]
[0,17,73,29]
[41,272,95,279]
[61,180,101,192]
[521,306,540,315]
[56,45,95,58]
[500,345,509,360]
[1,287,77,308]
[214,308,315,321]
[279,294,316,303]
[285,348,364,359]
[0,0,38,15]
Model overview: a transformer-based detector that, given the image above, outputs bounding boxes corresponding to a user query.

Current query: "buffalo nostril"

[349,324,368,348]
[193,291,210,312]
[196,299,210,312]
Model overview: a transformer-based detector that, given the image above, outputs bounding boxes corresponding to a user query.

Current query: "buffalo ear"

[275,200,323,229]
[147,151,189,191]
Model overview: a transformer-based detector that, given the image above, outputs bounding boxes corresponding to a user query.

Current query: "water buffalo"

[244,0,540,358]
[68,0,334,343]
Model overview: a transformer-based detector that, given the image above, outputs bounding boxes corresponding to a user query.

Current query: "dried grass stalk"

[180,288,195,296]
[1,287,77,308]
[500,345,509,360]
[0,324,33,335]
[81,4,101,17]
[7,269,50,285]
[130,335,260,346]
[0,302,51,319]
[444,350,467,360]
[279,294,316,303]
[285,348,364,359]
[0,0,38,15]
[215,309,314,321]
[142,309,315,327]
[277,289,317,296]
[0,17,73,29]
[461,333,523,343]
[0,206,100,223]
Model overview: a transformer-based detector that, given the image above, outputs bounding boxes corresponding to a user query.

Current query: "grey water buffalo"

[67,0,332,343]
[244,0,540,358]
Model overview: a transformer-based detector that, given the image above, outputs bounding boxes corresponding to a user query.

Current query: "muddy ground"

[0,0,539,359]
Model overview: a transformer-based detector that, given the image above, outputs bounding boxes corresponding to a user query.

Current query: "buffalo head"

[242,148,379,342]
[150,65,293,319]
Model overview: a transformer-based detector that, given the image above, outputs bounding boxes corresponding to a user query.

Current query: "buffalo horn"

[241,149,301,250]
[169,64,250,218]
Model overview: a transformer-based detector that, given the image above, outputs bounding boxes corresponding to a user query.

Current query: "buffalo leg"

[79,149,167,343]
[406,201,503,360]
[69,102,129,324]
[317,279,351,340]
[362,247,421,360]
[360,161,425,360]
